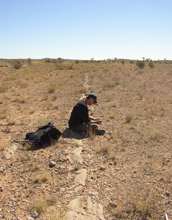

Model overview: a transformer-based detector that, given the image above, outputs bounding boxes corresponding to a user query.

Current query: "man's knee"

[69,124,87,133]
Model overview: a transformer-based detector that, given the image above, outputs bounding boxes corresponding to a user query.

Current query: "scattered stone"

[49,160,56,168]
[0,186,3,191]
[3,143,19,159]
[59,165,65,171]
[165,191,170,197]
[69,147,83,166]
[99,166,106,171]
[27,217,34,220]
[75,169,87,186]
[114,160,117,165]
[109,201,117,208]
[32,211,38,218]
[0,166,6,173]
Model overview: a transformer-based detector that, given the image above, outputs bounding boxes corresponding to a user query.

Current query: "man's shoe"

[96,130,105,136]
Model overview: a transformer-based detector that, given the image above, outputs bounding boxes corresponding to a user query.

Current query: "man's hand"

[89,118,102,125]
[96,119,102,125]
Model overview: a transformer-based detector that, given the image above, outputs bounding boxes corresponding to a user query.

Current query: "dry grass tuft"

[112,187,161,219]
[99,144,116,159]
[33,173,50,183]
[28,158,39,171]
[149,131,164,142]
[125,113,133,123]
[0,110,7,119]
[29,200,49,214]
[47,83,56,93]
[0,83,8,93]
[12,97,26,103]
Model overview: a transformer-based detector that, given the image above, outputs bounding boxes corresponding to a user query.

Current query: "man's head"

[86,93,98,105]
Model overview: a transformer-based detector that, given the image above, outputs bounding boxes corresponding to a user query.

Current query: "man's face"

[88,98,96,105]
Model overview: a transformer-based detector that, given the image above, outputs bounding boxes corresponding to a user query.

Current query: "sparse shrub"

[33,173,50,183]
[138,91,143,100]
[51,94,57,101]
[29,196,57,217]
[0,64,8,67]
[125,113,132,123]
[113,186,161,219]
[28,158,39,171]
[129,60,135,64]
[150,132,164,142]
[0,83,8,93]
[12,60,22,70]
[47,83,56,93]
[58,64,73,70]
[13,97,26,103]
[45,58,52,63]
[136,60,145,69]
[29,200,49,214]
[99,144,116,159]
[0,110,7,119]
[121,61,125,65]
[112,75,120,85]
[148,62,154,68]
[169,71,172,76]
[28,58,32,65]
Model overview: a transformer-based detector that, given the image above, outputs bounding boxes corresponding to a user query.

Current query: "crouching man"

[68,93,105,136]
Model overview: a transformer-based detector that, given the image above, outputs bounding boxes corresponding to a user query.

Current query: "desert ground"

[0,58,171,219]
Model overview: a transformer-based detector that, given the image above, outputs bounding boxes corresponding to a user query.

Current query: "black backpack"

[25,122,61,147]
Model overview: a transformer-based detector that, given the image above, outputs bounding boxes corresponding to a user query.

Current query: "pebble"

[165,191,170,197]
[109,201,117,208]
[114,160,117,165]
[49,160,56,168]
[99,166,106,171]
[32,211,38,218]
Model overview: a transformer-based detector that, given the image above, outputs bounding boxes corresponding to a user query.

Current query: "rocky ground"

[0,59,172,219]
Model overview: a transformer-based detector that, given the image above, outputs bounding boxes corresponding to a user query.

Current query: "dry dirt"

[0,59,172,220]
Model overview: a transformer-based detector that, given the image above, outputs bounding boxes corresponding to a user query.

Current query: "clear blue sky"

[1,0,172,60]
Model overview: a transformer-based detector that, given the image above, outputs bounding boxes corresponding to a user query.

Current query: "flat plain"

[0,59,171,219]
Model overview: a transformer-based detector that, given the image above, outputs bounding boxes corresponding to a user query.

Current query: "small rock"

[0,186,3,191]
[49,161,56,168]
[0,166,5,172]
[27,217,34,220]
[165,191,170,197]
[59,165,65,169]
[109,202,117,208]
[99,166,106,171]
[32,211,39,218]
[114,160,117,165]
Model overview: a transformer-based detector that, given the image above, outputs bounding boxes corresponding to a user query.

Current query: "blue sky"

[1,0,172,60]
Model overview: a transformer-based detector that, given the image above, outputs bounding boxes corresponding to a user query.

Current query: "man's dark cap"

[88,93,98,103]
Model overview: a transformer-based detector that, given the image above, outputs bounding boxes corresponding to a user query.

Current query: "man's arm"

[89,116,98,120]
[88,117,102,125]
